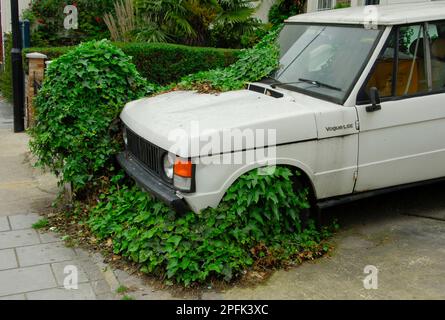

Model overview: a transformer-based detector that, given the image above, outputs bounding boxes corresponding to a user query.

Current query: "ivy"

[29,40,151,193]
[88,167,334,286]
[177,26,282,92]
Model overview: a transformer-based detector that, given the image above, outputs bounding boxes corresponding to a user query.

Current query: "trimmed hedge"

[23,43,239,85]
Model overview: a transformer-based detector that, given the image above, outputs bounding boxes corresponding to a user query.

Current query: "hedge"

[23,43,240,85]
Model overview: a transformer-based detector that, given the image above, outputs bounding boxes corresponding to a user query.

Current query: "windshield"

[273,24,382,103]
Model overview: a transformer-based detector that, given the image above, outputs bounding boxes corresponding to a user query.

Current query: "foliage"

[23,43,239,85]
[104,0,137,42]
[268,0,305,26]
[29,40,150,193]
[32,218,49,230]
[88,167,333,286]
[0,34,13,102]
[24,0,114,47]
[178,25,281,91]
[133,0,262,48]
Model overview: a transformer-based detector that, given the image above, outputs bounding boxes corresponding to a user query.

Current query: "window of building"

[317,0,334,11]
[365,0,380,5]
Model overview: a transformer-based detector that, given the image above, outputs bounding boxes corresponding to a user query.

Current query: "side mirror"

[366,87,382,112]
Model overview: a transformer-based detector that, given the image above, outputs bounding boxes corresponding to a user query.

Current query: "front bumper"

[116,152,190,214]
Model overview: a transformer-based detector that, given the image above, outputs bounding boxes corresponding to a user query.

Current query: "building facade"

[307,0,438,12]
[0,0,31,63]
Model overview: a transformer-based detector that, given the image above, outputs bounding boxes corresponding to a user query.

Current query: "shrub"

[268,0,306,26]
[29,40,150,193]
[24,0,114,47]
[178,26,282,91]
[23,43,239,85]
[0,34,13,102]
[133,0,261,48]
[89,167,332,286]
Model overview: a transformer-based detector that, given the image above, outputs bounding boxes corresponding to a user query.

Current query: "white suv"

[119,2,445,213]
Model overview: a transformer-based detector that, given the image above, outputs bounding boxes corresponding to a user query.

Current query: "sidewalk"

[0,100,119,300]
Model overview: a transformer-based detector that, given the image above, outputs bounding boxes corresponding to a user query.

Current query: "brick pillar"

[25,52,47,128]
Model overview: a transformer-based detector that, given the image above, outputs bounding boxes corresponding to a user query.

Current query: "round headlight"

[122,127,128,145]
[163,153,175,180]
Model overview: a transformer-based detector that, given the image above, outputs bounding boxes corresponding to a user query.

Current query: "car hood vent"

[247,83,284,98]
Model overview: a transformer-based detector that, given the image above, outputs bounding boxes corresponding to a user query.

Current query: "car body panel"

[355,93,445,192]
[121,90,319,158]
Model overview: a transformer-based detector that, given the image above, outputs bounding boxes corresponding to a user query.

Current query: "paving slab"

[38,232,61,244]
[0,249,18,271]
[0,216,9,232]
[25,284,96,300]
[51,261,89,286]
[76,259,106,282]
[0,265,57,297]
[0,229,40,250]
[90,279,112,296]
[8,214,41,230]
[16,243,76,267]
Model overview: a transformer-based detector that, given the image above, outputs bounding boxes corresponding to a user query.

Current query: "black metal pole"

[11,0,25,132]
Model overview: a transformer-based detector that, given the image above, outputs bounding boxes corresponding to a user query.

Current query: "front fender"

[182,143,318,213]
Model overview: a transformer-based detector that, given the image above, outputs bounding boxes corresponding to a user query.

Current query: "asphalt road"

[209,182,445,299]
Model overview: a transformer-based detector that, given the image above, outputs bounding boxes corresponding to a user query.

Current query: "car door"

[354,21,445,192]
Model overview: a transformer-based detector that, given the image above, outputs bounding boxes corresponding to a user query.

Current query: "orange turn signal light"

[174,160,193,178]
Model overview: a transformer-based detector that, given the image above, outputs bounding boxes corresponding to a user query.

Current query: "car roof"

[286,2,445,26]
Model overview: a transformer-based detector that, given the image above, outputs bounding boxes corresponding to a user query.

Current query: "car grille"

[126,127,164,176]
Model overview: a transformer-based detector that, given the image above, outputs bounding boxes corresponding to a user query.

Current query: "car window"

[427,21,445,91]
[359,21,445,104]
[362,24,429,101]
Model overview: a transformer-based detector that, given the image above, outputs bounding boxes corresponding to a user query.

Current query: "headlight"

[163,153,175,180]
[122,126,128,145]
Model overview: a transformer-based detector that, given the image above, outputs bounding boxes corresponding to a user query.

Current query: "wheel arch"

[216,159,318,205]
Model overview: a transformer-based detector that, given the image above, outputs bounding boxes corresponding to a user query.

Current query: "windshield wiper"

[270,80,306,89]
[270,78,342,92]
[298,78,342,92]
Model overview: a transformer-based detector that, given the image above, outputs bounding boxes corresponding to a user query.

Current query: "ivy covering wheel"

[88,167,334,286]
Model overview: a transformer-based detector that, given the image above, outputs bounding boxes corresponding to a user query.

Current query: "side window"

[397,24,429,95]
[359,23,439,103]
[363,29,397,99]
[428,21,445,91]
